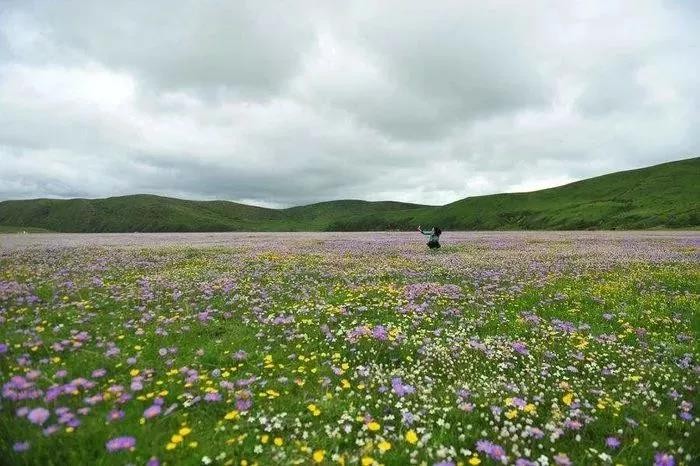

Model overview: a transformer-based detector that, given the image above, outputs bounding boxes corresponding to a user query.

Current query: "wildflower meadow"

[1,232,698,466]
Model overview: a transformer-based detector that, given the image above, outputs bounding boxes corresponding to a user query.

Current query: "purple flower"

[235,390,253,411]
[606,436,620,448]
[391,377,415,397]
[475,439,506,461]
[27,407,50,425]
[512,397,526,408]
[512,341,529,355]
[564,419,582,430]
[654,452,675,466]
[0,343,7,355]
[13,441,30,452]
[91,368,107,378]
[147,457,160,466]
[372,325,389,341]
[201,392,220,402]
[553,453,572,466]
[107,410,125,422]
[105,436,136,452]
[433,462,455,466]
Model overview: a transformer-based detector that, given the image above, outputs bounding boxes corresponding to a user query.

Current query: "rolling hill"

[0,157,697,232]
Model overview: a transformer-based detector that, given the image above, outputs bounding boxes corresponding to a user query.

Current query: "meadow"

[0,232,698,466]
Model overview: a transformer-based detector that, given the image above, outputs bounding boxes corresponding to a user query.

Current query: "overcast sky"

[0,1,698,207]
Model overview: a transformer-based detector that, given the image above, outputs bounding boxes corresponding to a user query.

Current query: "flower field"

[1,232,698,466]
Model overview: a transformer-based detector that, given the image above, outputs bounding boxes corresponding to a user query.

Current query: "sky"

[0,0,698,208]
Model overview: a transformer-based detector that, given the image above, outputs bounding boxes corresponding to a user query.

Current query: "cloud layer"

[1,0,698,206]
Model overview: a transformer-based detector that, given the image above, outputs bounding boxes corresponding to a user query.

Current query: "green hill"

[1,157,697,232]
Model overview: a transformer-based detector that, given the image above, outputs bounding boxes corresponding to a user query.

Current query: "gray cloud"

[0,0,698,207]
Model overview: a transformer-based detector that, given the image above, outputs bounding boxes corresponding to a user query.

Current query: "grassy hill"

[1,157,697,232]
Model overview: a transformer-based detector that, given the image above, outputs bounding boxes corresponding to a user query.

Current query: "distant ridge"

[1,157,698,232]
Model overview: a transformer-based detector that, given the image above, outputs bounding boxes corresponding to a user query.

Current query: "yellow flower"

[224,410,240,420]
[261,435,269,444]
[307,404,321,416]
[171,434,183,444]
[377,440,391,453]
[179,427,192,436]
[130,369,140,377]
[562,393,573,406]
[274,437,284,446]
[524,403,536,414]
[166,442,177,450]
[313,450,325,463]
[188,441,198,448]
[405,430,418,444]
[367,421,380,432]
[469,456,481,465]
[505,409,518,419]
[361,457,375,466]
[341,379,351,389]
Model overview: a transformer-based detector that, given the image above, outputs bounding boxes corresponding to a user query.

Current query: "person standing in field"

[418,225,442,249]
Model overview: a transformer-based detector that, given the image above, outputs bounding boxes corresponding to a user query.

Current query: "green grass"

[0,157,698,232]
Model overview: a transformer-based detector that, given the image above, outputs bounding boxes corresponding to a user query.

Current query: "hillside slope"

[0,157,697,231]
[338,156,700,230]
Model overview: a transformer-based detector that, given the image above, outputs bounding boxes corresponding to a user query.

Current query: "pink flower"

[143,404,161,419]
[27,407,50,425]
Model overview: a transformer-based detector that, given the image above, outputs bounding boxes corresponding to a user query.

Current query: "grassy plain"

[0,232,698,465]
